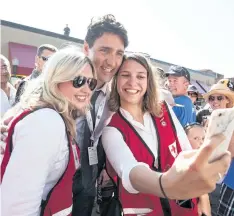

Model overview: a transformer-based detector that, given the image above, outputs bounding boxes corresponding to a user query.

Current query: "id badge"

[88,146,98,165]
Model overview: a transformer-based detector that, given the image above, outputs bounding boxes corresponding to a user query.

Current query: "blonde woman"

[101,54,231,216]
[1,47,97,216]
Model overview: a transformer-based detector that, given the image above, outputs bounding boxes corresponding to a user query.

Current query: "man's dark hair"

[85,14,128,48]
[37,44,58,56]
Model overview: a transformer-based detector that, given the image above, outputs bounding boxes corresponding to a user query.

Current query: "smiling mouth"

[75,95,88,102]
[125,89,139,94]
[101,67,113,73]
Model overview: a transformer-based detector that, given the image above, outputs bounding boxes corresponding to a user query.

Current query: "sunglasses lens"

[73,76,97,91]
[87,78,97,91]
[209,96,215,101]
[73,76,86,88]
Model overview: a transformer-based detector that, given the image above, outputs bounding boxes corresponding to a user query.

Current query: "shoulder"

[102,126,126,144]
[15,108,65,133]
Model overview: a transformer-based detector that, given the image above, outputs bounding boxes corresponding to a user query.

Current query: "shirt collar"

[96,82,110,95]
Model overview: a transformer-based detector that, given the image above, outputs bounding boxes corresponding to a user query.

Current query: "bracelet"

[159,173,169,199]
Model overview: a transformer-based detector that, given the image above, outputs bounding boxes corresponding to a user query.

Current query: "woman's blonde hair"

[108,53,162,116]
[19,46,95,137]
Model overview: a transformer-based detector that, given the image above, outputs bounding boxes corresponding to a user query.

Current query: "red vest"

[1,109,79,216]
[106,103,198,216]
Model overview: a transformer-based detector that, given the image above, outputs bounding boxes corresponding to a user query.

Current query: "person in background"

[0,55,16,117]
[216,131,234,216]
[15,44,58,103]
[102,54,230,216]
[187,84,201,112]
[184,123,205,150]
[201,78,234,216]
[1,47,97,215]
[166,65,196,127]
[64,24,71,36]
[184,123,211,216]
[197,79,234,124]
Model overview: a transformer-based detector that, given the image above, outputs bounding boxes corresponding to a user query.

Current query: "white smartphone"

[205,107,234,162]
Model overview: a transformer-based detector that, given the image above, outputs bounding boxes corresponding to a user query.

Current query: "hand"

[197,194,211,216]
[162,134,231,200]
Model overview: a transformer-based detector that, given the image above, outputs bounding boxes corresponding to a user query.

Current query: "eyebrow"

[100,46,124,53]
[120,70,147,74]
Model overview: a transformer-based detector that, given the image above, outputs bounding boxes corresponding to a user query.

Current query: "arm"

[103,126,231,200]
[102,126,150,194]
[197,194,211,216]
[1,109,67,216]
[168,104,192,151]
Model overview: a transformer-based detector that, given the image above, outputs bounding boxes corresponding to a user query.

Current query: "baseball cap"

[165,65,190,82]
[187,85,198,93]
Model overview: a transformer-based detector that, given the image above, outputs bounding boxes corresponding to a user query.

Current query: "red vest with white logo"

[106,103,198,216]
[1,109,79,216]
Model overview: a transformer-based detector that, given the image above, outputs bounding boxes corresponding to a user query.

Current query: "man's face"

[167,75,189,96]
[187,91,198,104]
[84,33,125,88]
[1,58,11,84]
[35,49,55,72]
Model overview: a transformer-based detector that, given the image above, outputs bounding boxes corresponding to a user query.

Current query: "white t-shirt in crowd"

[102,105,192,194]
[1,84,16,117]
[1,108,69,216]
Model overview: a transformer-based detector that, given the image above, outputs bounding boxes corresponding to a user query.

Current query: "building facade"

[1,20,83,76]
[1,19,224,92]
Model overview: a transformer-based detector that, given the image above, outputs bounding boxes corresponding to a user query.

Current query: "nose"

[106,53,116,68]
[127,75,138,86]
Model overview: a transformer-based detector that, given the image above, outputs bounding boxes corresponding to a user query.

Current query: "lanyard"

[86,93,106,147]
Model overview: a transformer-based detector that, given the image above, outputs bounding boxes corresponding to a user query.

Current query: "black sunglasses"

[40,56,49,61]
[188,92,198,97]
[208,95,225,102]
[73,76,97,91]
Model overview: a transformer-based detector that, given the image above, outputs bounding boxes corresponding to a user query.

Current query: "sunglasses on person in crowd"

[40,56,49,61]
[73,75,97,91]
[188,92,198,97]
[184,122,201,131]
[208,95,225,102]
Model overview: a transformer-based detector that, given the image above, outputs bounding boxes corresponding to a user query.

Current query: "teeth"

[103,67,112,72]
[125,89,138,94]
[75,96,86,101]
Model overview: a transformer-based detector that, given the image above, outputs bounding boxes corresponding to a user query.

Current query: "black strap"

[91,91,100,127]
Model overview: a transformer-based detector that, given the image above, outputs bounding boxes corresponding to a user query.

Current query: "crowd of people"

[1,14,234,216]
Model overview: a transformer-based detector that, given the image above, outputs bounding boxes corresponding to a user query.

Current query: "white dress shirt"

[1,108,69,216]
[102,105,192,194]
[76,82,112,147]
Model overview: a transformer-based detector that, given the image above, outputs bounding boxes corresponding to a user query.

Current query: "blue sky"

[1,0,234,77]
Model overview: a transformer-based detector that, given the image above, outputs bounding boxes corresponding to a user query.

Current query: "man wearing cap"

[166,65,196,127]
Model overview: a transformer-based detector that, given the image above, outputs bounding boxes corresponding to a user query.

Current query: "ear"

[83,41,90,56]
[35,56,39,67]
[184,79,189,89]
